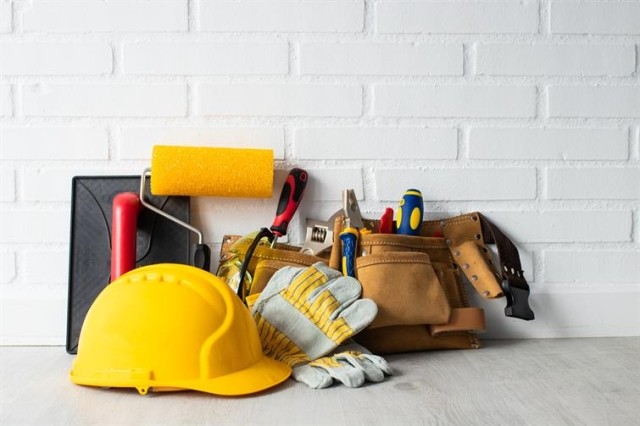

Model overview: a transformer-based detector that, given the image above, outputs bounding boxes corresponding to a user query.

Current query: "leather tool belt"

[217,212,533,354]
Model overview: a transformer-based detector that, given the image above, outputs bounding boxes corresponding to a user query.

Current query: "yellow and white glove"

[248,262,378,371]
[293,341,392,389]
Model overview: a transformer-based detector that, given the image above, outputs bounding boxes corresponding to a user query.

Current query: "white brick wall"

[0,0,639,344]
[22,1,187,32]
[0,42,112,75]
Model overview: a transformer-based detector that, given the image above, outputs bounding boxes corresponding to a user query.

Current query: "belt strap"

[478,214,534,321]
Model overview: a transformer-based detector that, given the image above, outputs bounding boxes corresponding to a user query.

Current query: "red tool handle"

[110,192,141,281]
[270,168,308,237]
[379,207,395,234]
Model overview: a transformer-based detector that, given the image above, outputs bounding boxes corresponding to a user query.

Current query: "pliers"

[340,189,365,277]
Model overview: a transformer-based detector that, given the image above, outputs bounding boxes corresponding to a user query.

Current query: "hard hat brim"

[70,355,291,397]
[182,355,292,396]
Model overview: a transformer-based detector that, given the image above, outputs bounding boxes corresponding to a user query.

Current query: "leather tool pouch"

[328,212,534,354]
[217,212,533,354]
[217,235,330,298]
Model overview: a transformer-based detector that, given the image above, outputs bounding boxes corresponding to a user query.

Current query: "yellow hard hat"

[70,263,291,396]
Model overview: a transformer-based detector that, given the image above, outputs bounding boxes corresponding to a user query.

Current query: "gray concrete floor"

[1,337,638,425]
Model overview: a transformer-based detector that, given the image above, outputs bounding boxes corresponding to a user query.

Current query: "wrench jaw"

[300,219,334,256]
[300,189,362,256]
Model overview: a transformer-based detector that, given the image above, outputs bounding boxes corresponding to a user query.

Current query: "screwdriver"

[396,189,423,236]
[270,168,308,248]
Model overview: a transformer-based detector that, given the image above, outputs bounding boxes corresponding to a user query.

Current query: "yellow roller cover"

[150,145,274,198]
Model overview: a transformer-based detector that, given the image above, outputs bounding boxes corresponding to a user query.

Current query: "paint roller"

[110,145,274,280]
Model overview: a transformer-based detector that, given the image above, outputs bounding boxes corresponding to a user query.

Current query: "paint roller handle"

[270,168,308,237]
[192,243,211,272]
[111,192,141,281]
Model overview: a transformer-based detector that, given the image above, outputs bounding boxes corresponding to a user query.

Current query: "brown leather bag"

[328,212,534,354]
[217,234,329,299]
[218,212,533,354]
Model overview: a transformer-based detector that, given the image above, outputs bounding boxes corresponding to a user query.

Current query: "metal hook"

[139,167,203,244]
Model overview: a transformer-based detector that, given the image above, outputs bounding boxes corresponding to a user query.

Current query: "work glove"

[293,341,393,389]
[248,262,378,369]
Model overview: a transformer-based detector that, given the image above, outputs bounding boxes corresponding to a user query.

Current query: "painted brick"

[23,168,124,202]
[376,1,538,34]
[300,42,462,75]
[22,84,187,117]
[199,1,363,33]
[118,127,286,160]
[293,127,457,160]
[547,168,640,200]
[22,1,187,32]
[0,252,15,284]
[375,169,537,201]
[0,84,11,116]
[551,2,640,35]
[0,42,112,76]
[191,198,278,244]
[549,86,640,118]
[0,127,109,160]
[469,128,629,160]
[476,44,635,76]
[0,1,12,33]
[123,42,288,75]
[0,210,69,243]
[198,84,362,117]
[373,85,536,118]
[25,250,68,284]
[546,251,640,283]
[305,169,363,201]
[485,211,632,243]
[1,168,15,202]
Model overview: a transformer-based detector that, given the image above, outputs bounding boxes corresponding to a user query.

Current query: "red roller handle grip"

[270,168,308,237]
[111,192,141,281]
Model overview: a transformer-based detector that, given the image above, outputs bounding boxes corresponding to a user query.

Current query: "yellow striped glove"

[293,341,392,389]
[249,262,377,369]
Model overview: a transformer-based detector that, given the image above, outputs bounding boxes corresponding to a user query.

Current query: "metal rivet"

[471,275,478,281]
[472,216,478,221]
[503,265,509,272]
[462,263,470,269]
[511,267,516,274]
[482,290,490,297]
[361,249,368,256]
[445,239,452,245]
[454,251,461,256]
[474,234,481,240]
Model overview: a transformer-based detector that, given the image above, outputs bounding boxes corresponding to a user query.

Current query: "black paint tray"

[66,176,190,354]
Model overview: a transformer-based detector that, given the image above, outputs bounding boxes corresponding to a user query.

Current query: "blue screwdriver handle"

[396,189,424,236]
[340,227,359,277]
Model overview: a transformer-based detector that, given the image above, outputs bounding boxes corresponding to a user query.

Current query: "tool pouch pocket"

[356,249,450,329]
[329,212,533,354]
[217,234,329,299]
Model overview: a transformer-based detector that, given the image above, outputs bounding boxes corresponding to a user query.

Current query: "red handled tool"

[379,207,395,234]
[270,168,308,247]
[236,168,308,302]
[110,192,141,281]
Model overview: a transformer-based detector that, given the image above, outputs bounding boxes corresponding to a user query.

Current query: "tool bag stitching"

[356,255,432,268]
[360,240,446,250]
